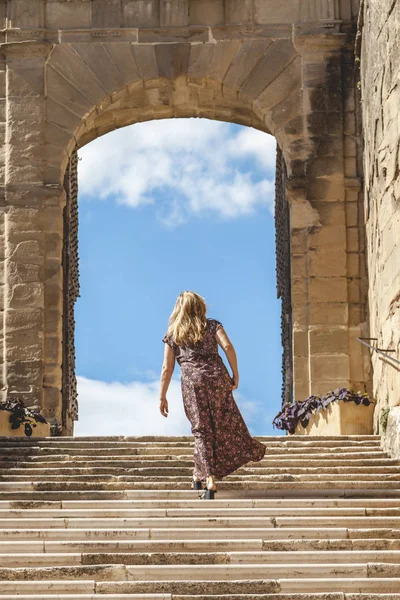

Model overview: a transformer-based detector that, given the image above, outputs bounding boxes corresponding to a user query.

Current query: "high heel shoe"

[191,476,204,490]
[200,488,216,500]
[199,475,217,500]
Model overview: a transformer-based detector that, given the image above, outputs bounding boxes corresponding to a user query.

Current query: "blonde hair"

[166,291,208,346]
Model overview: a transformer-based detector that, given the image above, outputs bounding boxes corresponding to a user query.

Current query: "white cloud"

[78,119,276,227]
[74,375,190,437]
[74,375,268,437]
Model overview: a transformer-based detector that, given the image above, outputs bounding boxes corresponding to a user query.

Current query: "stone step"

[2,459,397,471]
[0,434,397,599]
[2,488,400,501]
[1,577,400,594]
[3,549,400,567]
[0,434,381,441]
[3,465,400,476]
[4,474,400,485]
[5,538,400,554]
[2,562,400,580]
[6,498,400,509]
[0,441,383,451]
[0,447,385,457]
[4,506,399,518]
[0,595,399,600]
[3,515,400,530]
[3,526,400,541]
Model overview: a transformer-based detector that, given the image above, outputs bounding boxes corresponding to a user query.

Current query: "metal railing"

[357,337,400,368]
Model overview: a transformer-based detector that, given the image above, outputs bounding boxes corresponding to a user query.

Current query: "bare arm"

[215,326,239,390]
[159,344,175,417]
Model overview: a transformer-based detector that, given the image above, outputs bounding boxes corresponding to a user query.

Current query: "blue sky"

[74,119,284,437]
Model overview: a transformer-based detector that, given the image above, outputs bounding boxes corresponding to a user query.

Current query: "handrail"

[357,337,400,367]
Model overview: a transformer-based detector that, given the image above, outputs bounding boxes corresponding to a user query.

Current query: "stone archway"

[0,0,370,434]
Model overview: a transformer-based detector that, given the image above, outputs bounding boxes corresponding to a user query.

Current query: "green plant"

[380,406,390,433]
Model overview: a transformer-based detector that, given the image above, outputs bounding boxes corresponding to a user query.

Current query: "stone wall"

[1,0,371,433]
[359,0,400,438]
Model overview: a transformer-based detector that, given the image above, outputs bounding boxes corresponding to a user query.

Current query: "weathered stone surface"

[360,0,400,447]
[123,1,160,27]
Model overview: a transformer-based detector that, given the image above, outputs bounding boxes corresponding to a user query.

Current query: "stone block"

[155,44,190,79]
[49,45,109,107]
[344,156,357,177]
[343,111,356,134]
[131,46,159,80]
[7,59,45,97]
[44,259,62,286]
[348,278,361,303]
[44,283,63,312]
[311,201,346,227]
[291,278,307,304]
[10,240,42,264]
[44,309,62,337]
[8,283,44,309]
[348,303,366,327]
[290,198,320,230]
[295,400,374,436]
[293,381,310,402]
[207,41,241,82]
[225,0,253,23]
[309,302,348,326]
[7,207,41,234]
[291,254,307,279]
[309,277,347,303]
[308,225,347,251]
[309,249,347,277]
[270,88,303,127]
[241,40,297,100]
[123,1,160,27]
[47,66,93,118]
[310,355,350,381]
[46,98,81,135]
[92,0,122,28]
[290,228,308,253]
[7,359,42,389]
[347,252,361,278]
[255,57,301,113]
[160,0,189,26]
[224,41,271,91]
[6,308,43,335]
[70,44,125,96]
[46,1,91,29]
[294,356,310,385]
[345,201,359,227]
[6,332,43,362]
[45,233,63,260]
[254,0,300,23]
[292,303,308,328]
[45,335,62,365]
[293,330,309,357]
[309,328,349,355]
[189,0,224,25]
[9,0,44,28]
[43,387,62,422]
[104,44,141,83]
[44,363,62,389]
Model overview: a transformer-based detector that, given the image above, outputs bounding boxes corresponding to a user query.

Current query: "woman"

[160,291,266,499]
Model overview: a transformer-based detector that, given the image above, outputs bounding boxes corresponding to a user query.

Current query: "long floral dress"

[162,318,266,480]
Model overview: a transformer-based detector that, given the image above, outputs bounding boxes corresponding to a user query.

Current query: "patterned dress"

[162,318,266,480]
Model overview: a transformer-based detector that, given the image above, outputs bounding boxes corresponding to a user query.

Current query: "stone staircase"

[1,435,400,598]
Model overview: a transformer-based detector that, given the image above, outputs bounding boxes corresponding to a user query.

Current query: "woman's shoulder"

[206,317,223,331]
